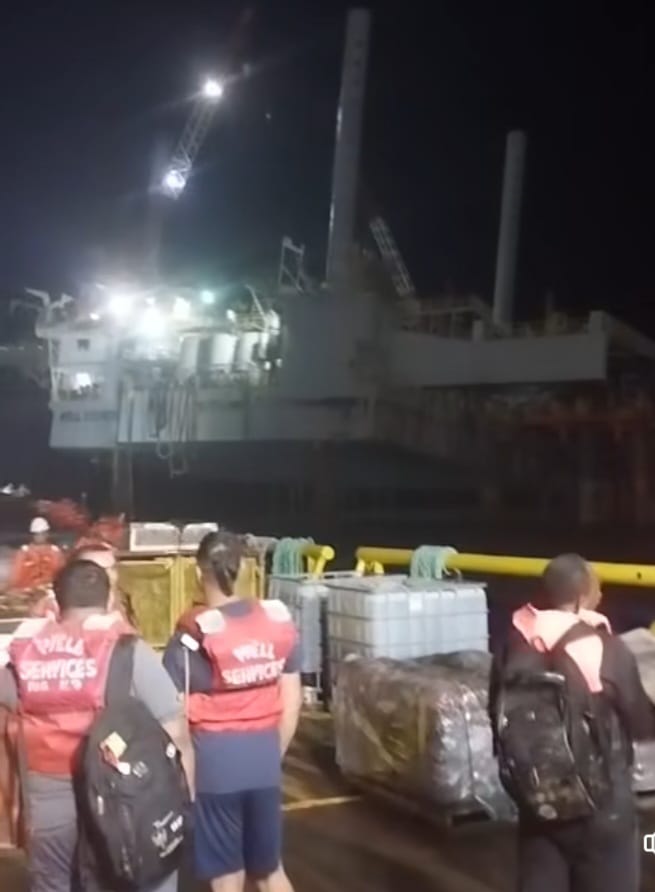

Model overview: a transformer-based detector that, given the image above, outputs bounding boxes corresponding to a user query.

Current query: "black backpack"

[75,635,191,891]
[495,621,613,823]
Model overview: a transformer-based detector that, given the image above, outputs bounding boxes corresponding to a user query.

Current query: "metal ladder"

[369,216,416,300]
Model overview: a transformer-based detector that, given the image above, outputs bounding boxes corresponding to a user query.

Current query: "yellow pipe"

[354,546,655,588]
[301,544,335,577]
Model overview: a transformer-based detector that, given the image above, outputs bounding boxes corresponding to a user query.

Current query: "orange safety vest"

[187,600,297,734]
[10,544,64,592]
[512,604,609,692]
[9,613,134,775]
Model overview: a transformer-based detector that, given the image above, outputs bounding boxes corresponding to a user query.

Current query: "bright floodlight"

[202,78,224,100]
[139,305,167,339]
[172,297,191,321]
[73,372,93,390]
[201,289,215,305]
[162,168,187,196]
[108,293,132,320]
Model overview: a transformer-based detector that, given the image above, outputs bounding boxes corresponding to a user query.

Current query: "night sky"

[0,1,652,328]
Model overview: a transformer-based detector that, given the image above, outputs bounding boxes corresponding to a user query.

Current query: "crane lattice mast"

[162,79,224,197]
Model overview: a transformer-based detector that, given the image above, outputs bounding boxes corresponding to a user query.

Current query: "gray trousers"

[27,782,178,892]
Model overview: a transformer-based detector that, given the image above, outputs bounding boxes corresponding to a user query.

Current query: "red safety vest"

[187,600,297,734]
[9,613,133,775]
[512,604,608,692]
[175,605,206,639]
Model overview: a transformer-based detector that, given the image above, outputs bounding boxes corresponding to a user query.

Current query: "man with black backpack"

[489,553,655,892]
[0,559,195,892]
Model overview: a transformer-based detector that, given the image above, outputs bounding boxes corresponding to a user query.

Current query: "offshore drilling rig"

[5,7,655,528]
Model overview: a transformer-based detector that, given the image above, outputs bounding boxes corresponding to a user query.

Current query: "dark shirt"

[489,622,655,758]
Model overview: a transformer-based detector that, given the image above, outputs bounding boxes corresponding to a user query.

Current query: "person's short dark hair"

[537,553,591,610]
[197,531,244,597]
[54,559,110,612]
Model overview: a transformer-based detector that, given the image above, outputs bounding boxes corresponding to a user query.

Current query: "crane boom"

[162,80,224,197]
[160,8,254,199]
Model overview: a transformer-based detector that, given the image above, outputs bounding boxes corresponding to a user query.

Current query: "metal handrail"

[354,546,655,588]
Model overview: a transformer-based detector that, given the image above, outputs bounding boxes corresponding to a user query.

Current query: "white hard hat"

[30,517,50,534]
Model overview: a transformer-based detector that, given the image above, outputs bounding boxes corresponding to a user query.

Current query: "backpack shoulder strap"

[548,621,604,706]
[550,620,600,659]
[105,635,138,706]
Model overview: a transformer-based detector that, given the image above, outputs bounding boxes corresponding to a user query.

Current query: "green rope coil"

[271,537,315,576]
[409,545,458,580]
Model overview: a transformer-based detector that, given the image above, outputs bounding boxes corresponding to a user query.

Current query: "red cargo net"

[36,499,90,532]
[74,515,126,551]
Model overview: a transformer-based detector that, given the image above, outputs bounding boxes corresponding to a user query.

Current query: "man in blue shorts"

[163,531,302,892]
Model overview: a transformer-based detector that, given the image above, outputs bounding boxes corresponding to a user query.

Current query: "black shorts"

[193,788,282,881]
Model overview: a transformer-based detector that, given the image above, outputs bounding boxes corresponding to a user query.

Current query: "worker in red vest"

[9,517,64,593]
[0,560,193,892]
[489,554,655,892]
[163,531,302,892]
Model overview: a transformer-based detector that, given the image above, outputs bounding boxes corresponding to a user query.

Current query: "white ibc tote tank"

[209,333,237,371]
[234,331,260,372]
[178,335,200,377]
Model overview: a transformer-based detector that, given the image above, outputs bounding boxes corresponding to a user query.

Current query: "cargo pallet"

[343,775,513,830]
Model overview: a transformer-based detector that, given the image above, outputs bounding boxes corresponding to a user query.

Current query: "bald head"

[537,553,601,611]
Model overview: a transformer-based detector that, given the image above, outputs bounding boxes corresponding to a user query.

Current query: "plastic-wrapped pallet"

[325,574,488,668]
[332,650,514,820]
[620,628,655,794]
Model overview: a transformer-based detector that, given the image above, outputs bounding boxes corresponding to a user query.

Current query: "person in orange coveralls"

[30,542,136,626]
[9,517,64,593]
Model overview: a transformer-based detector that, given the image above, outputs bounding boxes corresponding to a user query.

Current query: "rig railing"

[354,546,655,588]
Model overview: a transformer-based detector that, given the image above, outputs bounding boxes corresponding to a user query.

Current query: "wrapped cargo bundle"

[333,650,514,821]
[333,627,655,825]
[620,628,655,794]
[621,628,655,702]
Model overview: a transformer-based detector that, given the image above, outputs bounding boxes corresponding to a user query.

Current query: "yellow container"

[117,557,176,648]
[178,555,264,615]
[117,540,336,647]
[0,708,20,849]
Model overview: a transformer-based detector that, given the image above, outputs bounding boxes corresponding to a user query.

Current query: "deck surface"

[2,712,655,891]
